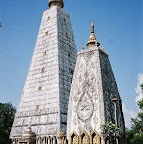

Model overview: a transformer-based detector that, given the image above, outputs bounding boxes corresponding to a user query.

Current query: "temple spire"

[49,0,64,8]
[86,20,100,47]
[91,19,95,34]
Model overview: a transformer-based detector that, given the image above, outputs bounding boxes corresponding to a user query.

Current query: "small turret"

[22,127,36,143]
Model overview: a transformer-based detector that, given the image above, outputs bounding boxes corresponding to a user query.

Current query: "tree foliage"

[128,84,143,144]
[130,133,143,144]
[0,103,16,144]
[101,121,121,143]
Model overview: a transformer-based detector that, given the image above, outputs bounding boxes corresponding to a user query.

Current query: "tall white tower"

[67,20,125,144]
[10,0,77,143]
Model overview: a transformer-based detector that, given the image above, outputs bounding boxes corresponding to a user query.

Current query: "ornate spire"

[49,0,64,8]
[86,20,100,47]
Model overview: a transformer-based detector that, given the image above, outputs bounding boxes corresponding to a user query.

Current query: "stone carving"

[69,130,101,144]
[93,136,98,144]
[67,51,100,137]
[73,115,77,125]
[72,136,78,144]
[77,92,94,122]
[70,132,79,144]
[93,113,98,125]
[90,131,100,144]
[85,121,92,132]
[79,131,89,144]
[59,131,68,144]
[16,108,59,118]
[82,136,87,144]
[83,52,93,62]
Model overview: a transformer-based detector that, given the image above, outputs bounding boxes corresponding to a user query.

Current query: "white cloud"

[122,103,137,128]
[135,73,143,103]
[123,73,143,129]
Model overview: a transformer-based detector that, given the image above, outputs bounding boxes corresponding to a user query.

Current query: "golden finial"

[49,0,64,8]
[86,20,100,47]
[91,19,95,34]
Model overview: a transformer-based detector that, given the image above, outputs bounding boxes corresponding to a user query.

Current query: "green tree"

[0,103,16,144]
[129,84,143,144]
[101,121,121,144]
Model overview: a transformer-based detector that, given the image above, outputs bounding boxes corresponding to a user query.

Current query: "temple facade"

[10,0,126,144]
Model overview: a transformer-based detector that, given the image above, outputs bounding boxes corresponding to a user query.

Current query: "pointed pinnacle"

[91,19,94,34]
[86,20,100,47]
[86,20,96,46]
[82,43,84,50]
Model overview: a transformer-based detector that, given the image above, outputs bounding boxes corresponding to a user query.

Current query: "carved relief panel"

[77,92,94,122]
[67,50,102,137]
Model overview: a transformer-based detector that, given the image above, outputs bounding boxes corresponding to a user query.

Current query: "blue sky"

[0,0,143,128]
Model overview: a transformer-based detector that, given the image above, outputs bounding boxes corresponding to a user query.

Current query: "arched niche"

[44,137,47,144]
[90,130,100,144]
[51,136,57,144]
[70,131,79,144]
[47,136,51,144]
[41,137,45,144]
[79,131,89,144]
[37,137,41,144]
[12,138,17,144]
[64,138,68,144]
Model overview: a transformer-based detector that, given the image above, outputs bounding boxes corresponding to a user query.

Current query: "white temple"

[67,20,125,144]
[10,0,77,143]
[10,1,126,144]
